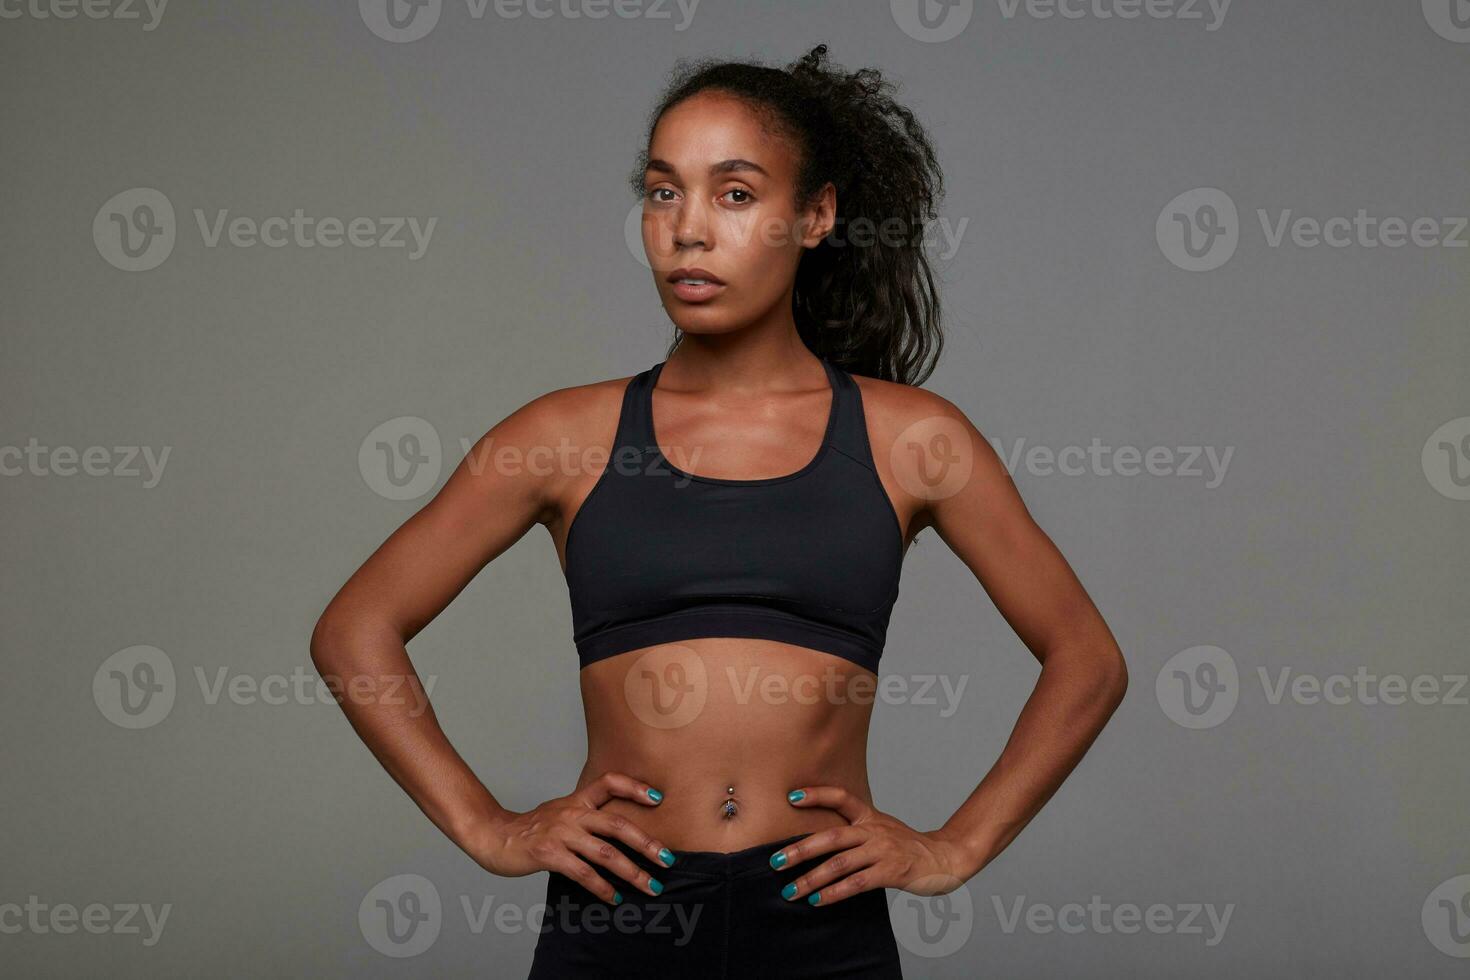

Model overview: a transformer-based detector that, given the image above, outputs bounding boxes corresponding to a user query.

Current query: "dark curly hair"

[628,44,945,387]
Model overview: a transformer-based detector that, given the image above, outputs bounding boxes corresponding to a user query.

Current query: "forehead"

[647,91,798,176]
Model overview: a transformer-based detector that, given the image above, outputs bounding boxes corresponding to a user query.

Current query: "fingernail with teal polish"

[646,788,663,803]
[649,878,664,895]
[807,891,821,906]
[787,790,805,803]
[612,891,623,905]
[782,883,798,901]
[658,848,676,867]
[769,851,788,870]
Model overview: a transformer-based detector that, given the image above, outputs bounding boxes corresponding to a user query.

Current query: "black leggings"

[527,831,904,978]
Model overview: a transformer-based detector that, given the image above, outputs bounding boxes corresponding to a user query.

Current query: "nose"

[672,197,710,251]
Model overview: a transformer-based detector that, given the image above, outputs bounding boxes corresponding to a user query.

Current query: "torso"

[542,358,929,851]
[575,637,878,849]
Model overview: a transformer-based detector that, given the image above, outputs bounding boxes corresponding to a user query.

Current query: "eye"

[645,186,678,204]
[722,188,753,205]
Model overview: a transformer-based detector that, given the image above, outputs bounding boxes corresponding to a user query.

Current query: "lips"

[667,267,726,303]
[666,267,725,285]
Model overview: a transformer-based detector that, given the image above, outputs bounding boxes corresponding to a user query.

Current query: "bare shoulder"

[480,371,637,454]
[849,369,1008,540]
[453,370,638,529]
[849,370,980,449]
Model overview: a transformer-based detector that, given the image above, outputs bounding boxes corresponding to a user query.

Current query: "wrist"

[457,807,516,863]
[927,825,991,882]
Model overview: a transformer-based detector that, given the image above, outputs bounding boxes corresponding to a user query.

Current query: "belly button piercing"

[720,785,739,818]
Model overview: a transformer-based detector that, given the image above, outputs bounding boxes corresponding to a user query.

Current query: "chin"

[662,301,747,336]
[668,317,745,337]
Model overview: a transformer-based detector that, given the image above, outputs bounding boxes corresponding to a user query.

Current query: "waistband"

[609,832,809,880]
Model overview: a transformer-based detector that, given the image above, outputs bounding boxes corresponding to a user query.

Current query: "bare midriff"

[576,635,877,852]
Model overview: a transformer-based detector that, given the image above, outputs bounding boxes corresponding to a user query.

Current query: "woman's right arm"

[309,385,672,902]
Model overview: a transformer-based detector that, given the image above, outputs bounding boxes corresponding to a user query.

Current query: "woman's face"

[639,91,834,336]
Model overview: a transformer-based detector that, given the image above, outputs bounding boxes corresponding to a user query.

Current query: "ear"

[796,181,837,248]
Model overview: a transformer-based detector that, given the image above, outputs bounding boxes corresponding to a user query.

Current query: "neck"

[663,320,824,395]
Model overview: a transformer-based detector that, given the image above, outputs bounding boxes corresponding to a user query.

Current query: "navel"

[719,783,739,819]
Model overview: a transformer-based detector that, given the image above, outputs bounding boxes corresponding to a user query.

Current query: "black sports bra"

[562,357,905,673]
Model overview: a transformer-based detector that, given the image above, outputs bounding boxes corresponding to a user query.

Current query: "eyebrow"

[644,158,770,179]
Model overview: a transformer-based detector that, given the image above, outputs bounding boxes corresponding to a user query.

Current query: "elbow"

[1056,638,1127,709]
[309,612,336,674]
[309,602,402,675]
[309,605,354,674]
[1098,644,1129,709]
[1041,640,1128,711]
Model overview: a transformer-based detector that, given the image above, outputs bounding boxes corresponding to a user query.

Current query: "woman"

[311,45,1128,978]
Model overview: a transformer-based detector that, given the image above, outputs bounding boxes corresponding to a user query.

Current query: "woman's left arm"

[780,389,1128,903]
[913,393,1129,881]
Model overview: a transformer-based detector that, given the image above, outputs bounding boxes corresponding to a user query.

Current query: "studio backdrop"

[2,1,1467,977]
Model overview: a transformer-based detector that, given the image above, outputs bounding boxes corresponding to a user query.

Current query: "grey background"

[3,0,1468,976]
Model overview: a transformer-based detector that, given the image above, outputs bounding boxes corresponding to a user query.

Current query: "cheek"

[744,209,802,255]
[727,211,802,279]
